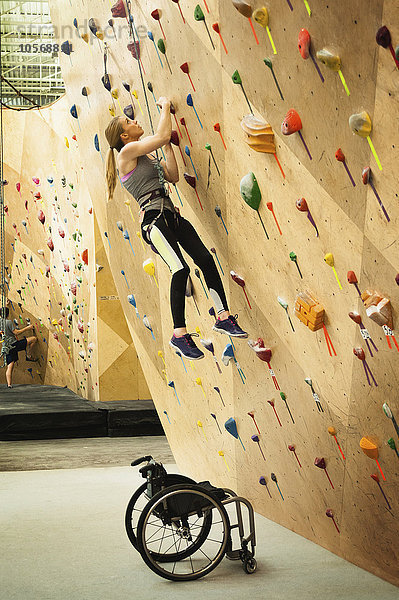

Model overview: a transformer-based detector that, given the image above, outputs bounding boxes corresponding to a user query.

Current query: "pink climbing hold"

[47,237,54,252]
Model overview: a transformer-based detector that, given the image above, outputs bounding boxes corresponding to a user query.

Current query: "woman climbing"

[1,307,37,388]
[105,97,247,360]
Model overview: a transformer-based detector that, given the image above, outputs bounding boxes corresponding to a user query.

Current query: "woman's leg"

[175,217,229,315]
[144,215,190,332]
[25,335,37,359]
[175,216,247,337]
[6,361,15,387]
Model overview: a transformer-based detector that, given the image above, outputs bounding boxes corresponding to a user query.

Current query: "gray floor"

[0,437,397,600]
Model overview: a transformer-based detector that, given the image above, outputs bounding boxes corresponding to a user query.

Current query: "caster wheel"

[243,557,257,574]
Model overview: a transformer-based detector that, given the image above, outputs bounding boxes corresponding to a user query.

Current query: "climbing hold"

[179,117,192,146]
[180,62,195,91]
[225,417,246,450]
[253,7,276,54]
[281,109,311,159]
[349,111,381,171]
[298,29,324,81]
[288,444,302,467]
[156,39,171,74]
[370,474,391,510]
[186,94,203,129]
[382,403,399,440]
[143,258,158,288]
[232,69,253,114]
[248,410,261,434]
[232,1,259,45]
[335,148,355,186]
[347,270,361,298]
[143,315,156,340]
[259,476,272,497]
[267,399,282,427]
[316,48,349,95]
[240,172,268,239]
[270,473,284,500]
[353,347,378,387]
[360,437,385,480]
[328,426,346,460]
[70,104,81,131]
[289,252,302,278]
[252,435,266,460]
[387,438,399,459]
[348,311,378,357]
[376,26,399,70]
[324,253,342,289]
[314,457,334,489]
[212,23,228,54]
[362,166,390,222]
[184,173,203,210]
[194,5,215,50]
[205,144,220,176]
[214,205,228,234]
[277,297,295,332]
[326,509,340,533]
[230,270,251,309]
[222,344,245,383]
[127,294,140,318]
[263,58,284,100]
[218,450,230,471]
[170,131,186,165]
[266,202,282,235]
[248,339,280,389]
[213,123,226,150]
[214,386,225,406]
[151,9,166,40]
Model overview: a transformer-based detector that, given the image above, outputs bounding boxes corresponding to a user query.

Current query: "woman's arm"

[161,144,179,184]
[14,325,33,337]
[121,99,172,160]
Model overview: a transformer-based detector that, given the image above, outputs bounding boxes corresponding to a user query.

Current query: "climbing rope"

[0,36,8,366]
[123,0,166,193]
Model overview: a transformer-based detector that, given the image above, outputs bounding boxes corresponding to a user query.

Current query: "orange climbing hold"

[294,291,324,332]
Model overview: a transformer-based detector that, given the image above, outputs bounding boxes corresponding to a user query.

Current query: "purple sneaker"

[212,314,248,338]
[169,333,204,360]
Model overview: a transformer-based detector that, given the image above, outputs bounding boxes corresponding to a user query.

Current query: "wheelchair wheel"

[125,474,196,553]
[136,484,230,581]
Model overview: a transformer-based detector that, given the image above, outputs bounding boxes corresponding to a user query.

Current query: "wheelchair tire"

[125,474,196,553]
[136,484,230,581]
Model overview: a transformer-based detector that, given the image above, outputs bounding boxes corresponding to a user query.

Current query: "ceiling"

[1,0,65,108]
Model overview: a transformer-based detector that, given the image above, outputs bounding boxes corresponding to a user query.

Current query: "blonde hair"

[105,116,124,201]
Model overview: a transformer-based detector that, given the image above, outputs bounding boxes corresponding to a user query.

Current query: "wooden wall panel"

[48,0,398,584]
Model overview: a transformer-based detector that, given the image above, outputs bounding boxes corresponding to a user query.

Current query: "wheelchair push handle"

[131,455,153,467]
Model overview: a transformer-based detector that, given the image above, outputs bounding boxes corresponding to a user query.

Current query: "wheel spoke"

[157,522,167,554]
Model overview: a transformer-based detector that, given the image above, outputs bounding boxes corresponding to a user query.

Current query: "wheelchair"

[125,456,257,581]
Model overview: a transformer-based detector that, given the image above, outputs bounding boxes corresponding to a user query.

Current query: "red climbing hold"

[111,0,126,18]
[281,109,302,135]
[298,28,310,59]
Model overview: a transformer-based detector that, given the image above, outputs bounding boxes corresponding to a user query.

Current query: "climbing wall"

[3,97,151,401]
[49,0,398,583]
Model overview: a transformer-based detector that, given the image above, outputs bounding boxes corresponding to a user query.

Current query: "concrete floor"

[0,437,397,600]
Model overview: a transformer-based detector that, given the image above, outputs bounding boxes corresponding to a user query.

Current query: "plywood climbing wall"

[49,0,398,584]
[3,98,151,401]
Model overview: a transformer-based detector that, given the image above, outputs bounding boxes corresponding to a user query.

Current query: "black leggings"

[142,210,228,328]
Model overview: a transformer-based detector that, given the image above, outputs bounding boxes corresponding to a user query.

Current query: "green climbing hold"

[240,172,261,211]
[205,143,211,150]
[157,38,166,54]
[71,202,77,208]
[395,45,399,62]
[263,58,272,69]
[387,437,396,450]
[194,4,205,21]
[232,69,242,85]
[289,251,297,261]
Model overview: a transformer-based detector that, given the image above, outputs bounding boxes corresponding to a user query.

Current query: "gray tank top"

[120,154,175,213]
